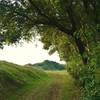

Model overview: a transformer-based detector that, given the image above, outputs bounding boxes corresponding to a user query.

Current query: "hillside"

[26,60,65,70]
[0,61,81,100]
[0,61,48,100]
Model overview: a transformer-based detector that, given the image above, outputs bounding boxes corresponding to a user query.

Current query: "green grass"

[46,70,81,100]
[0,61,49,100]
[0,61,81,100]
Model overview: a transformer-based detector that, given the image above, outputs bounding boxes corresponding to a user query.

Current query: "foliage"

[0,0,100,63]
[0,0,100,99]
[67,43,100,100]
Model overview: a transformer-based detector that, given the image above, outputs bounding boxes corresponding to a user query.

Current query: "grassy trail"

[19,71,81,100]
[0,61,81,100]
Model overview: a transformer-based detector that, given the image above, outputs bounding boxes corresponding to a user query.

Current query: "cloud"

[0,41,65,65]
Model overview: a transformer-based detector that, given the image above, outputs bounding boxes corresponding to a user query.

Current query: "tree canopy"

[0,0,100,64]
[0,0,100,99]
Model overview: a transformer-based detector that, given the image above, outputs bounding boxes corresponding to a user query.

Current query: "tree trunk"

[74,37,88,64]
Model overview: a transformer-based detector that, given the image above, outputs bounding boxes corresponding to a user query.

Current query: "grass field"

[0,61,81,100]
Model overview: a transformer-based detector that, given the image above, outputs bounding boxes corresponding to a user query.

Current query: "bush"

[67,57,100,100]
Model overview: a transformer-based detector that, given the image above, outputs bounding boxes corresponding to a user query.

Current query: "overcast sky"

[0,40,65,65]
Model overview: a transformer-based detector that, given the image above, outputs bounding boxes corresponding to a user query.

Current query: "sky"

[0,40,65,65]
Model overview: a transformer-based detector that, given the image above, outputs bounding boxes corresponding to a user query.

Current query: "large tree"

[0,0,100,64]
[0,0,100,99]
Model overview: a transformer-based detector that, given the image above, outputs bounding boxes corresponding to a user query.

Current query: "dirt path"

[45,79,64,100]
[19,71,81,100]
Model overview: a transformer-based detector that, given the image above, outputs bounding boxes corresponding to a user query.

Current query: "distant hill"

[26,60,65,70]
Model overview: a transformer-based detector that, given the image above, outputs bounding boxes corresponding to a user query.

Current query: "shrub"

[67,56,100,100]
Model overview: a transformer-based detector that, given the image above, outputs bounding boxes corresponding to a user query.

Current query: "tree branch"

[28,0,87,64]
[28,0,72,34]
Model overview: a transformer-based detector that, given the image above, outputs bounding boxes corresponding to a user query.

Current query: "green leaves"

[0,0,99,65]
[0,0,100,99]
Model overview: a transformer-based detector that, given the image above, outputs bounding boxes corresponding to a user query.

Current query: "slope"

[0,61,81,100]
[0,61,49,100]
